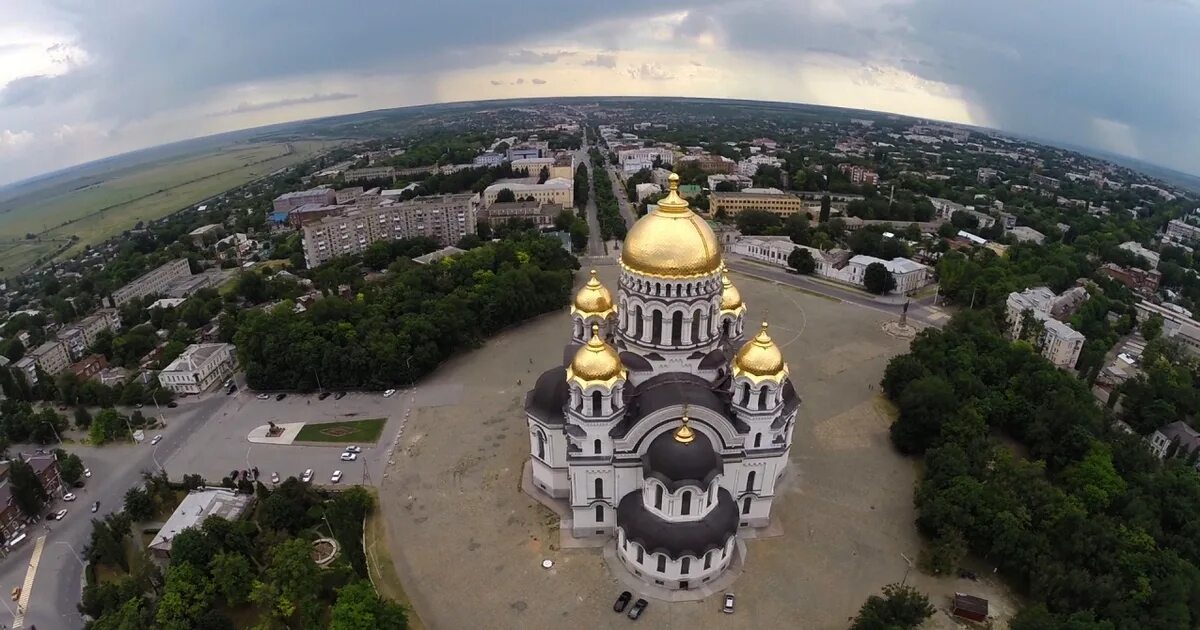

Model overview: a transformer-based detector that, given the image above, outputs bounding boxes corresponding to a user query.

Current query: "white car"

[150,435,163,445]
[330,470,343,483]
[256,393,270,400]
[339,452,357,461]
[270,472,279,484]
[62,493,76,502]
[344,445,362,454]
[53,509,67,521]
[83,468,92,478]
[91,501,99,513]
[383,389,397,398]
[301,469,314,483]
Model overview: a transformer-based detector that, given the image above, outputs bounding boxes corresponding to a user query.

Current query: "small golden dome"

[674,413,695,444]
[568,325,626,386]
[733,322,788,383]
[720,270,744,313]
[572,269,615,316]
[620,173,722,278]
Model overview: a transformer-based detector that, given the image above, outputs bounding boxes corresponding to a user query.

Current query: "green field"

[0,139,339,275]
[294,418,387,443]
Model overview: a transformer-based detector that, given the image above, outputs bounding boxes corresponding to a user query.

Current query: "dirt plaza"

[378,266,1018,629]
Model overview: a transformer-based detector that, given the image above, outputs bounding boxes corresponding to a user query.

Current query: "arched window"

[637,546,644,564]
[691,310,701,343]
[681,557,690,575]
[671,311,683,345]
[753,433,762,448]
[594,438,602,454]
[651,310,663,344]
[594,477,603,498]
[681,490,691,516]
[745,470,756,492]
[656,555,666,572]
[740,383,751,406]
[704,552,712,569]
[536,431,545,459]
[655,282,661,295]
[723,320,732,338]
[595,504,604,523]
[742,497,752,514]
[655,485,663,509]
[591,391,602,416]
[758,387,769,409]
[635,305,644,340]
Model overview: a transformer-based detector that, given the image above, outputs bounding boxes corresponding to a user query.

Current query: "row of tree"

[589,149,628,240]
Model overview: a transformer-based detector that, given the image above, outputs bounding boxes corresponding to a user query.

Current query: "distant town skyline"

[2,0,1198,186]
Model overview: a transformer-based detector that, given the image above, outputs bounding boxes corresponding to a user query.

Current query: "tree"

[537,166,550,184]
[1142,313,1164,342]
[155,562,215,630]
[74,406,93,429]
[251,538,323,628]
[734,209,782,235]
[57,450,85,485]
[784,214,810,245]
[330,580,408,630]
[850,583,935,630]
[863,262,897,294]
[169,527,218,569]
[890,376,957,454]
[123,486,155,521]
[8,459,47,517]
[494,188,516,203]
[90,407,129,444]
[235,271,269,304]
[209,551,254,606]
[819,194,831,223]
[788,247,816,274]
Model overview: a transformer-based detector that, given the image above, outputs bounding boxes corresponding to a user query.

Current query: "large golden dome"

[620,173,722,278]
[733,322,788,383]
[568,325,626,386]
[720,269,745,313]
[572,269,615,316]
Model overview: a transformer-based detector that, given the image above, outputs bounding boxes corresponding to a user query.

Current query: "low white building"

[148,488,253,559]
[730,237,841,276]
[737,155,784,177]
[633,183,662,202]
[839,255,931,294]
[1005,287,1086,369]
[617,147,673,173]
[1119,241,1160,269]
[158,343,237,394]
[1009,226,1045,244]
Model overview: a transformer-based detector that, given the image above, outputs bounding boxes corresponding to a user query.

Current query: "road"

[0,394,226,629]
[724,256,949,329]
[603,161,638,229]
[572,140,605,257]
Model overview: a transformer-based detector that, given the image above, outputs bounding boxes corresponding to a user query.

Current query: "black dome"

[618,487,738,558]
[643,427,723,489]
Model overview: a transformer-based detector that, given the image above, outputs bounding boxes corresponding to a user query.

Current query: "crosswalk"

[12,534,45,629]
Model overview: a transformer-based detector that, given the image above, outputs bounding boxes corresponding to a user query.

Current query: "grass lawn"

[295,418,386,444]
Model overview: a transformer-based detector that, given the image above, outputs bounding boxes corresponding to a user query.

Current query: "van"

[7,533,27,549]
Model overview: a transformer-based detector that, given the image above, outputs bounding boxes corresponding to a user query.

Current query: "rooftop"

[148,488,252,553]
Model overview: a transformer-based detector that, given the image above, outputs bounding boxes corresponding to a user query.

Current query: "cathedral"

[524,173,799,592]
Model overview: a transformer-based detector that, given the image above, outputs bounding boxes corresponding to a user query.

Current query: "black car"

[72,480,85,489]
[613,591,632,613]
[334,391,347,400]
[627,598,648,620]
[275,393,287,401]
[318,392,331,400]
[167,401,178,408]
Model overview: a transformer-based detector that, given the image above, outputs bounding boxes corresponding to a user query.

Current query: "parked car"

[340,452,357,462]
[331,470,343,483]
[334,391,347,400]
[72,480,85,489]
[83,468,92,478]
[53,509,67,521]
[226,385,236,395]
[344,445,362,454]
[613,591,632,612]
[10,587,18,601]
[627,598,648,620]
[722,593,735,614]
[62,493,76,502]
[301,469,313,483]
[275,393,287,401]
[167,401,178,408]
[318,392,331,400]
[270,472,279,484]
[383,388,397,398]
[150,435,163,445]
[91,501,100,513]
[256,393,269,400]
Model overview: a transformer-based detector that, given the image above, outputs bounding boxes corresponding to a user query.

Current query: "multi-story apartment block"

[839,164,879,185]
[56,308,121,360]
[1118,241,1160,269]
[1030,173,1061,190]
[110,258,192,307]
[272,188,337,214]
[158,343,237,394]
[17,339,71,383]
[507,143,547,161]
[478,201,564,229]
[738,155,784,177]
[1165,219,1200,244]
[677,154,736,175]
[1006,287,1086,369]
[302,194,477,267]
[482,179,573,208]
[1135,301,1200,356]
[1099,263,1161,297]
[343,167,395,183]
[977,167,999,184]
[617,148,674,173]
[709,189,808,219]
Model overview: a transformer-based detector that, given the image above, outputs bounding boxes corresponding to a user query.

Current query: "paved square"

[378,267,1020,629]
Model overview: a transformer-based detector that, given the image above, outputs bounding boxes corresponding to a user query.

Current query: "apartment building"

[55,308,120,361]
[1030,173,1061,190]
[710,189,808,218]
[838,164,879,186]
[1165,219,1200,244]
[738,155,783,177]
[617,148,674,173]
[478,201,563,229]
[1099,263,1161,297]
[512,156,574,180]
[676,154,736,175]
[1135,301,1200,356]
[158,343,237,394]
[27,340,70,379]
[482,178,573,208]
[110,258,192,307]
[343,167,395,183]
[302,194,477,267]
[1118,241,1160,268]
[272,188,337,214]
[1006,287,1086,369]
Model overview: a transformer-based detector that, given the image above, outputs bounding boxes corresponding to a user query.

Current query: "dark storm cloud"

[207,92,358,117]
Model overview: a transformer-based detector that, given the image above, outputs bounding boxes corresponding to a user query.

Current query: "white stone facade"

[158,343,237,394]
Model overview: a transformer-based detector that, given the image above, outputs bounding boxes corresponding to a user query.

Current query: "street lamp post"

[41,421,62,445]
[150,389,165,426]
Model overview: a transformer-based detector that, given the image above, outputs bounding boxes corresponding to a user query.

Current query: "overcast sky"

[1,0,1198,186]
